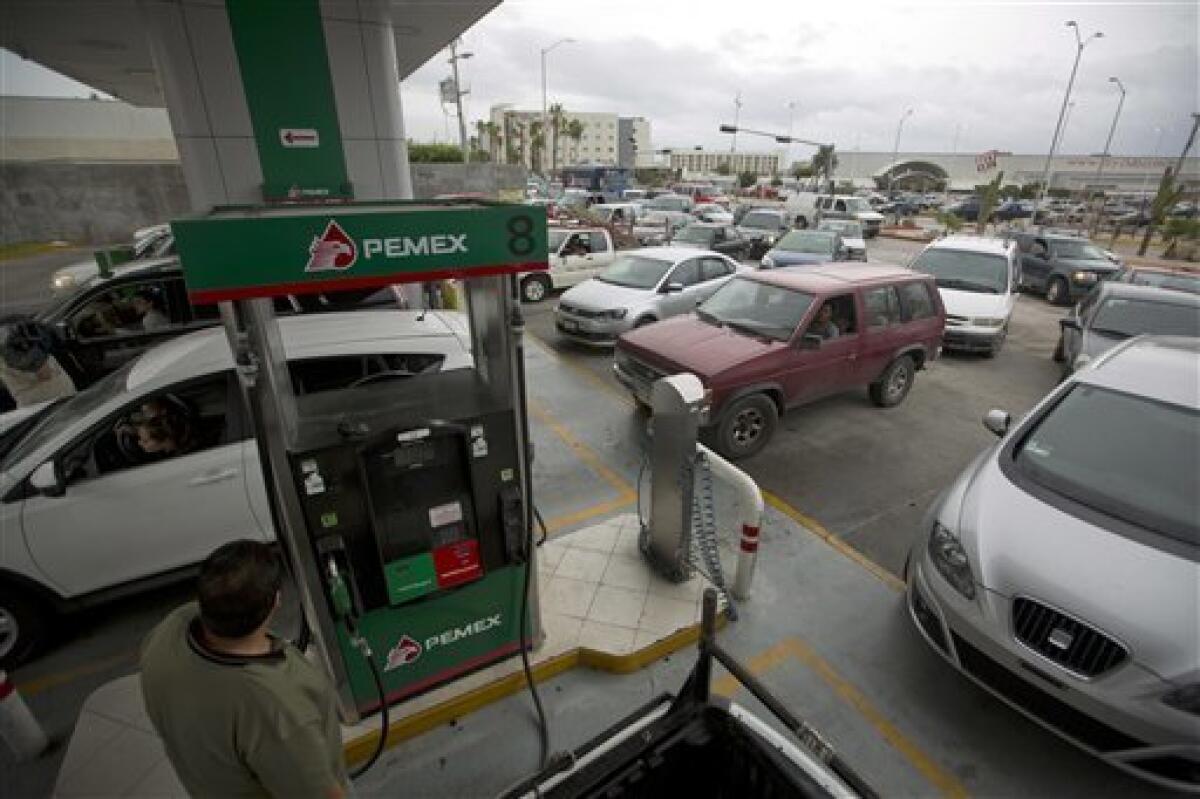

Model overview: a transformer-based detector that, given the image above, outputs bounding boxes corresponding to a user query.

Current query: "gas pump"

[170,201,547,724]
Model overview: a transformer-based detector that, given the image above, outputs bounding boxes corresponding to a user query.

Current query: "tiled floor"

[52,513,711,797]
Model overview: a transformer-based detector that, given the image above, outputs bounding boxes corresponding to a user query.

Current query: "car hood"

[1057,258,1120,275]
[857,211,885,223]
[618,315,783,378]
[937,287,1010,319]
[767,249,829,266]
[956,456,1199,677]
[561,278,650,311]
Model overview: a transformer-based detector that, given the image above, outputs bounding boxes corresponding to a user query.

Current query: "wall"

[0,96,178,162]
[0,162,190,244]
[0,161,529,245]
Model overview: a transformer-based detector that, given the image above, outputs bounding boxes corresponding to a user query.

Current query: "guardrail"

[697,443,764,601]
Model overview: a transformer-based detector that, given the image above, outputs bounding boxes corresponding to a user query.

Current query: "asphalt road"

[0,247,91,318]
[522,236,1066,575]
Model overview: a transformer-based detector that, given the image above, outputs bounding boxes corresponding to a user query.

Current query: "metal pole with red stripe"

[0,670,48,762]
[697,443,765,600]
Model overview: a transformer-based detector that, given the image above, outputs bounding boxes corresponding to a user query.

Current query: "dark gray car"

[1010,232,1121,305]
[1054,282,1200,376]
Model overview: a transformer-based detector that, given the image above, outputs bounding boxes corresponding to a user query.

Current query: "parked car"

[908,236,1019,357]
[736,208,790,260]
[645,194,694,214]
[554,248,744,347]
[784,193,884,237]
[946,198,981,222]
[613,265,945,458]
[905,335,1200,794]
[670,223,751,260]
[520,226,617,303]
[693,203,734,224]
[1054,282,1200,376]
[1009,232,1122,305]
[994,200,1034,221]
[1111,263,1200,295]
[50,225,176,294]
[816,219,867,261]
[0,310,473,666]
[632,211,690,246]
[761,230,847,268]
[590,203,642,226]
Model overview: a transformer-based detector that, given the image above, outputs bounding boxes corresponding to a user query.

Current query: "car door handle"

[188,468,240,486]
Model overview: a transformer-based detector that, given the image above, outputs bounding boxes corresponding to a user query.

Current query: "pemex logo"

[383,634,423,671]
[305,220,358,273]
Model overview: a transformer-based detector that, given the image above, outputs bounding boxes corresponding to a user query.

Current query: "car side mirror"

[983,409,1011,437]
[1059,317,1081,331]
[662,282,684,294]
[799,333,822,349]
[30,461,64,497]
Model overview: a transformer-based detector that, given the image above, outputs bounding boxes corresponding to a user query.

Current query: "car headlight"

[604,308,628,320]
[764,235,777,245]
[761,254,775,268]
[1072,270,1098,283]
[1163,684,1200,716]
[972,317,1007,328]
[928,522,976,599]
[52,273,76,290]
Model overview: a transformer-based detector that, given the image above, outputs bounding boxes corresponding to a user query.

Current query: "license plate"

[560,319,580,332]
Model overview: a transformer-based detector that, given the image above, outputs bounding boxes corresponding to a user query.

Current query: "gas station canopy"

[0,0,498,107]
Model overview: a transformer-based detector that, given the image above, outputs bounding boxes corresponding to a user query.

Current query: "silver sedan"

[554,247,745,347]
[906,335,1200,793]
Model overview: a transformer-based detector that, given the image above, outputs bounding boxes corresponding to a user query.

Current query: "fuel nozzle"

[325,556,354,621]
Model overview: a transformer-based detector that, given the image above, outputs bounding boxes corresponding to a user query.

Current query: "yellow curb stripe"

[528,400,636,502]
[542,497,635,534]
[785,638,970,799]
[711,638,794,698]
[16,649,138,697]
[763,491,904,593]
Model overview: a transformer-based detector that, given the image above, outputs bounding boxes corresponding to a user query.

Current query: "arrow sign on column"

[279,128,320,148]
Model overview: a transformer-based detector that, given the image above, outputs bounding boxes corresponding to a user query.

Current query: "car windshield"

[674,226,716,245]
[649,197,687,212]
[2,361,135,469]
[844,198,872,214]
[819,220,862,238]
[740,212,782,230]
[776,231,835,254]
[1015,384,1199,547]
[1126,270,1200,295]
[911,249,1008,294]
[699,278,814,341]
[596,255,675,290]
[1054,240,1106,261]
[1090,297,1200,338]
[548,230,570,252]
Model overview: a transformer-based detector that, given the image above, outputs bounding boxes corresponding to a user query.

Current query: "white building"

[486,106,650,171]
[667,149,780,178]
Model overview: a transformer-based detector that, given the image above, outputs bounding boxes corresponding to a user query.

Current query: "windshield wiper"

[695,308,723,326]
[723,319,779,342]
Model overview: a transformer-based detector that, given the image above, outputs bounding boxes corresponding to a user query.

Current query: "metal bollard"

[0,670,49,762]
[697,444,764,600]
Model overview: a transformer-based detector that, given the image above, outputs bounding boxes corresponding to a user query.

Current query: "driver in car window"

[122,398,197,463]
[808,302,840,340]
[131,289,170,331]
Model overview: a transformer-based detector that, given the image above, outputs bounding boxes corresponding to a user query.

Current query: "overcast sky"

[2,0,1195,162]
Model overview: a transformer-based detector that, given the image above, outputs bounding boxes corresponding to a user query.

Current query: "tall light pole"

[1054,101,1076,155]
[1091,77,1126,225]
[448,40,473,163]
[540,37,575,175]
[731,91,743,155]
[889,108,913,196]
[1034,20,1103,218]
[784,100,797,173]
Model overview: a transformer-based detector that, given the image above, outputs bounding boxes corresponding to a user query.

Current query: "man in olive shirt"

[141,540,349,798]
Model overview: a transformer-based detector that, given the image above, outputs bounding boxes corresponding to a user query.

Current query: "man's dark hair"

[197,540,282,638]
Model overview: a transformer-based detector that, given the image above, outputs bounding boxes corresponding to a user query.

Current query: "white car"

[519,227,617,303]
[909,236,1020,357]
[0,310,471,666]
[693,203,734,224]
[816,219,868,261]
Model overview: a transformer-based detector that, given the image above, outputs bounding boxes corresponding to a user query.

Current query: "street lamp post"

[540,37,575,176]
[889,108,913,196]
[1034,20,1103,221]
[1091,77,1126,230]
[448,40,473,163]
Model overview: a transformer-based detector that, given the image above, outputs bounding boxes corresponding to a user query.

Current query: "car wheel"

[1046,276,1070,306]
[520,274,551,303]
[870,355,916,407]
[1052,336,1065,362]
[715,394,778,460]
[0,586,50,669]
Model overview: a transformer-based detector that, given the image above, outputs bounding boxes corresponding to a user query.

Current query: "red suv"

[614,265,945,458]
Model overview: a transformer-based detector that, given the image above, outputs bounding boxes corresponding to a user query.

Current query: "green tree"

[1139,168,1186,256]
[770,175,783,187]
[565,118,584,165]
[548,104,567,173]
[737,170,757,189]
[408,142,465,163]
[975,170,1005,234]
[999,184,1022,200]
[530,120,545,175]
[715,162,732,176]
[936,210,965,233]
[811,146,838,189]
[1018,183,1041,199]
[790,162,815,179]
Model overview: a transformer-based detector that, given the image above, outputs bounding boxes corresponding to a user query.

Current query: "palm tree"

[565,118,584,166]
[530,119,545,175]
[548,103,567,173]
[483,120,501,162]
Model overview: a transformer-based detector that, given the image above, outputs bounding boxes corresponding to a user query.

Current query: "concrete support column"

[138,0,262,211]
[321,0,414,201]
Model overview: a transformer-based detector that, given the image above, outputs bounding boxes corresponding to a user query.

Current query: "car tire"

[1046,276,1070,306]
[715,394,778,460]
[520,274,551,303]
[0,586,51,669]
[870,355,916,407]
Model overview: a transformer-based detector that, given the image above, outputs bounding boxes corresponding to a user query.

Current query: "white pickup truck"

[519,226,616,303]
[784,193,885,238]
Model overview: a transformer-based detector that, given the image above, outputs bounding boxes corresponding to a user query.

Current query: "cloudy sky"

[2,0,1195,162]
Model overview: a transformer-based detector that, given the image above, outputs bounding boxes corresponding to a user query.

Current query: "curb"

[343,616,726,767]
